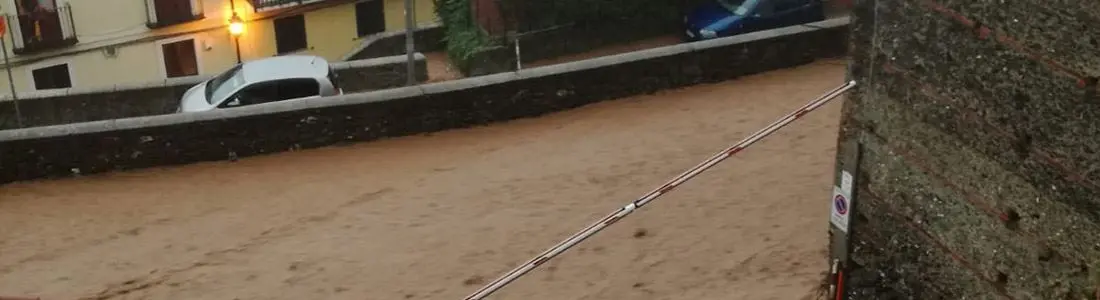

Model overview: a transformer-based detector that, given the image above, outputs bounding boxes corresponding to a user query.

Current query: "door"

[15,0,63,45]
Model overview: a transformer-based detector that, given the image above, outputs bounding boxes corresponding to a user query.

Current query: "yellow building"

[0,0,435,96]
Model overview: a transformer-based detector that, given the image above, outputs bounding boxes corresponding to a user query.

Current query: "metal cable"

[464,80,858,300]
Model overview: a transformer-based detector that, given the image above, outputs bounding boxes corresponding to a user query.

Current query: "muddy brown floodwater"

[0,60,845,300]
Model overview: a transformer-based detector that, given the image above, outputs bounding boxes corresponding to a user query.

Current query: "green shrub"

[434,0,496,72]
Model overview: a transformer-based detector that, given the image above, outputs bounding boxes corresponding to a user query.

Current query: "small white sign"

[830,186,850,233]
[841,171,854,196]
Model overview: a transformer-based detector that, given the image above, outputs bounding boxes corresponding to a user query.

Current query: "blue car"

[684,0,826,41]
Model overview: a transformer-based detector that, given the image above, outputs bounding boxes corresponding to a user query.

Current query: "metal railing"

[5,3,77,54]
[145,0,205,28]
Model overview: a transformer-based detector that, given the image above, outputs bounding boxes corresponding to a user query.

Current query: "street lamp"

[228,12,244,63]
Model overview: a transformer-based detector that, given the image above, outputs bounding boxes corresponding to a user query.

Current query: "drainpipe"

[1,19,23,128]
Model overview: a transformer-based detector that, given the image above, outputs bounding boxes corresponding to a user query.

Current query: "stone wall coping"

[331,53,426,70]
[339,23,443,62]
[0,18,849,142]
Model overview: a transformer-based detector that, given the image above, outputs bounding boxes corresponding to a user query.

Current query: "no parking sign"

[830,186,850,233]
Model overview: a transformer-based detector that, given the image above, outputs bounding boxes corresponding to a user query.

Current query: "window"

[161,39,199,78]
[12,0,78,53]
[774,0,808,12]
[149,0,201,27]
[221,79,320,108]
[274,15,307,54]
[31,63,71,90]
[355,0,385,37]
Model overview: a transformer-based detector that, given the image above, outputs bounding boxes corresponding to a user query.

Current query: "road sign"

[834,194,848,214]
[0,18,7,38]
[830,186,850,233]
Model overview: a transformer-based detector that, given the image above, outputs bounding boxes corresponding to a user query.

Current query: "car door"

[773,0,819,27]
[770,0,805,27]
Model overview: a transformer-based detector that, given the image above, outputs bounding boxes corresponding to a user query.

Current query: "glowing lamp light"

[228,13,245,36]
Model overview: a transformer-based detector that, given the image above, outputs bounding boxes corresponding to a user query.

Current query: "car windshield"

[717,0,760,16]
[204,65,246,104]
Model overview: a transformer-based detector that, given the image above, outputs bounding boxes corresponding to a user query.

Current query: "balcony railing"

[145,0,204,28]
[5,3,78,55]
[246,0,328,12]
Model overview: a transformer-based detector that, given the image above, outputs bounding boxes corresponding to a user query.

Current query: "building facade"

[0,0,435,96]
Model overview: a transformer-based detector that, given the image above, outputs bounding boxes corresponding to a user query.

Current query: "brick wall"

[838,0,1100,298]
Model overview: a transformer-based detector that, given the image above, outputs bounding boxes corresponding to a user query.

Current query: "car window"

[220,78,320,108]
[206,65,245,104]
[751,0,774,16]
[717,0,746,14]
[277,78,321,100]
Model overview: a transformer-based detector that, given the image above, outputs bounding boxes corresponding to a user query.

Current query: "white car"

[177,55,343,113]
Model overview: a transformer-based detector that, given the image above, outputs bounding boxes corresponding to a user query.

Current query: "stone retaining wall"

[0,18,848,185]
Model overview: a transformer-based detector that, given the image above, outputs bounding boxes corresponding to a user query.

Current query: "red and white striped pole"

[464,80,858,300]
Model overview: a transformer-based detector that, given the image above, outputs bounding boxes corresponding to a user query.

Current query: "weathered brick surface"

[842,0,1100,298]
[847,188,1003,300]
[851,80,1100,266]
[932,0,1100,75]
[859,132,1093,298]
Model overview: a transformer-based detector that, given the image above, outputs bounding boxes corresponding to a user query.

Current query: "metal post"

[404,0,416,85]
[509,31,521,70]
[1,30,23,128]
[234,36,242,64]
[827,139,861,300]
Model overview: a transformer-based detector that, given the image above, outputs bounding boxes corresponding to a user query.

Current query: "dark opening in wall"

[274,14,307,54]
[1082,76,1098,102]
[31,63,72,90]
[1001,208,1021,231]
[355,0,385,37]
[993,271,1008,292]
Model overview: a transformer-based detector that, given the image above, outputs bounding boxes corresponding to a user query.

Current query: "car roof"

[240,55,330,83]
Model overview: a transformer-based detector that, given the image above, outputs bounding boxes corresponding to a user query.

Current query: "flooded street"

[0,60,845,300]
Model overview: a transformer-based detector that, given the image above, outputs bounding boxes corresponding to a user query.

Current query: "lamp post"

[228,12,244,64]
